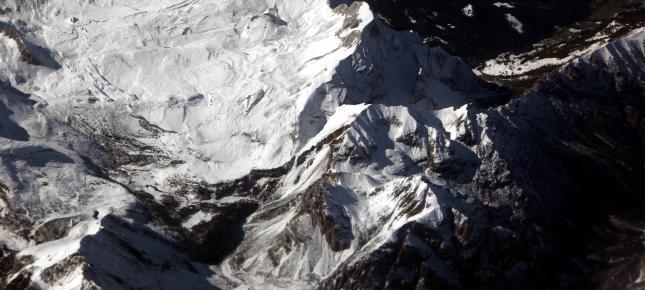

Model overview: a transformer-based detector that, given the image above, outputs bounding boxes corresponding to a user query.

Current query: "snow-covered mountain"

[0,0,643,289]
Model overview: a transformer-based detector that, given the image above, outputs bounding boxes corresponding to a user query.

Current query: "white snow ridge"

[0,0,643,289]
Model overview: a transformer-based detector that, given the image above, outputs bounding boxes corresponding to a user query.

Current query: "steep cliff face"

[0,0,643,289]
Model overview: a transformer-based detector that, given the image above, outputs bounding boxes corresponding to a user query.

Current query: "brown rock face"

[40,253,86,285]
[34,216,82,244]
[0,247,34,290]
[0,26,40,66]
[297,179,354,252]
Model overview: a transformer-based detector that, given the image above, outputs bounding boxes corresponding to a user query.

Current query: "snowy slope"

[2,0,373,183]
[0,0,643,289]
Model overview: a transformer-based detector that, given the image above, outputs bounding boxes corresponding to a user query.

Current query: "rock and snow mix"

[461,4,474,18]
[0,0,479,288]
[479,19,644,78]
[0,0,643,289]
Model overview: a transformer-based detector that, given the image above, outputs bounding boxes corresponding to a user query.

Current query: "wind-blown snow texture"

[0,0,643,289]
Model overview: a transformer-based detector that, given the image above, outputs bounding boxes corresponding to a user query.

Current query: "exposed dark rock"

[481,0,645,95]
[78,214,220,290]
[0,22,61,69]
[131,187,259,264]
[474,32,645,289]
[3,271,33,290]
[130,114,178,137]
[33,216,82,244]
[40,253,85,285]
[0,182,11,212]
[209,162,291,201]
[0,248,33,290]
[359,0,636,67]
[0,246,17,289]
[182,200,259,263]
[297,179,354,251]
[0,25,40,66]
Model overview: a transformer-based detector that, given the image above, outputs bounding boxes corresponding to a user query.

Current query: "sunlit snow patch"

[505,13,524,34]
[493,2,515,9]
[461,4,475,17]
